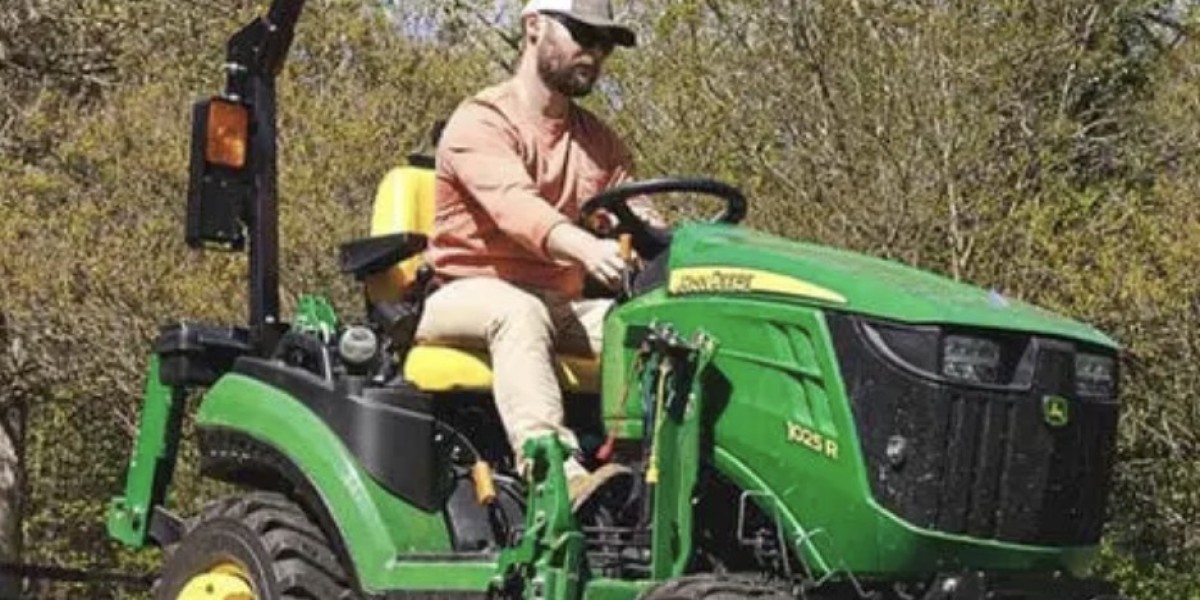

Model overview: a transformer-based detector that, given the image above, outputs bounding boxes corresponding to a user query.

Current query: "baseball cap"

[521,0,637,48]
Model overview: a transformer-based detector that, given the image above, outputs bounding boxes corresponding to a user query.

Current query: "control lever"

[618,233,635,299]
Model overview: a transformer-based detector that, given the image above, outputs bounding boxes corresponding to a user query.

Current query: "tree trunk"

[0,312,25,598]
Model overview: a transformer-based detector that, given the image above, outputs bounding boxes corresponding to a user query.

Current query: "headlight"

[941,335,1002,384]
[862,321,940,373]
[1075,353,1116,398]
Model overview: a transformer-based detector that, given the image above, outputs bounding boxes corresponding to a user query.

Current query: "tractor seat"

[360,158,601,395]
[404,346,600,393]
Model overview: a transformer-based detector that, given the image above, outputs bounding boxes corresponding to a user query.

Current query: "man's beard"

[537,51,598,98]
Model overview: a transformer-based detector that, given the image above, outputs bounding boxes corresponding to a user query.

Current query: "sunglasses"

[542,12,615,54]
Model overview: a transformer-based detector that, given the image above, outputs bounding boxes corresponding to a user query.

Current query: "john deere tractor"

[107,2,1125,599]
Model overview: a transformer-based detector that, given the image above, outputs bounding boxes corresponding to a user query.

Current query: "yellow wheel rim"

[177,561,256,600]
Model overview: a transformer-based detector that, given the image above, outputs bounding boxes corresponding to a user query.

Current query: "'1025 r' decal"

[786,421,839,460]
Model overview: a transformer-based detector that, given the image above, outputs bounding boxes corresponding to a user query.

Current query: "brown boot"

[567,463,635,513]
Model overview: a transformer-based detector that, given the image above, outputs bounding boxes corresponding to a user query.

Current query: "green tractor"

[107,2,1125,599]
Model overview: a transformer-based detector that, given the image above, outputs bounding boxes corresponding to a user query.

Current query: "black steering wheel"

[578,178,748,298]
[579,177,748,231]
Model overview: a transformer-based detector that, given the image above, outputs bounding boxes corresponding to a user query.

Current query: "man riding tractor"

[419,0,661,512]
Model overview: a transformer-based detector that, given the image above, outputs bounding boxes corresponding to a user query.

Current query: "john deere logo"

[1042,395,1071,427]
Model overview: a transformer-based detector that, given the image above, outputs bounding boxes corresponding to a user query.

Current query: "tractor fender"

[195,371,453,592]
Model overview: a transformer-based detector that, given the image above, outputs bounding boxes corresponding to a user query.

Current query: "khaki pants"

[415,277,610,478]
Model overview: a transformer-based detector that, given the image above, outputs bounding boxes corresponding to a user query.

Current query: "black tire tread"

[162,491,355,600]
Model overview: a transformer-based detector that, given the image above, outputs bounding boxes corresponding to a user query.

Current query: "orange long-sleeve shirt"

[428,81,635,299]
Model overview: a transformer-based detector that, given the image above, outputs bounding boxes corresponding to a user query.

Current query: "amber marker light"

[205,98,249,168]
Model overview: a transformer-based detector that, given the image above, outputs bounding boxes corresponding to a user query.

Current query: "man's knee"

[418,278,551,346]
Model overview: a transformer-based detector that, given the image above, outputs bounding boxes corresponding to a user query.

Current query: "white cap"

[521,0,636,47]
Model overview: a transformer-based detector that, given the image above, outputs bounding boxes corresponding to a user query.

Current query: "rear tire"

[155,492,354,600]
[639,574,793,600]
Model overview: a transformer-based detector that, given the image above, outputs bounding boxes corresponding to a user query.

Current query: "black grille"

[827,314,1119,546]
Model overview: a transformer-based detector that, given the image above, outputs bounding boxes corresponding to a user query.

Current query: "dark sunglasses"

[542,12,615,53]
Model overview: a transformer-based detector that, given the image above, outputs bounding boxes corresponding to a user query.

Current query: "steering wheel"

[579,177,748,233]
[578,178,748,298]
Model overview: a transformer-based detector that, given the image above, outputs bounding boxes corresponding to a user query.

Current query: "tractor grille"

[827,314,1119,546]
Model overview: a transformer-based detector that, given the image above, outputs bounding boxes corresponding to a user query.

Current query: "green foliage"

[1,0,1198,597]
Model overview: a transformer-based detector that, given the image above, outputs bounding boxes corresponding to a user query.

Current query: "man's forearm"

[545,222,595,264]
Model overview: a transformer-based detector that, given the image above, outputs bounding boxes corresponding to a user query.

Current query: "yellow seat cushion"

[404,345,601,394]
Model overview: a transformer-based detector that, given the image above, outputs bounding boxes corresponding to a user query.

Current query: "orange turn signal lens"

[205,98,249,169]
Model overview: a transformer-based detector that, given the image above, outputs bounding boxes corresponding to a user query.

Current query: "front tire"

[156,492,354,600]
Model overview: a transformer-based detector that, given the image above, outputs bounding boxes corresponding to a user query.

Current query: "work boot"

[567,463,635,513]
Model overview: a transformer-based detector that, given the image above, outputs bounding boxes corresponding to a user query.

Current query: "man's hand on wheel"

[546,223,627,290]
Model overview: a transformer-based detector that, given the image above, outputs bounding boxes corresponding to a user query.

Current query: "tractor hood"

[666,223,1117,348]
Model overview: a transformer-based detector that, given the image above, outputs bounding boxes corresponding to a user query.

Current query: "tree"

[0,312,26,598]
